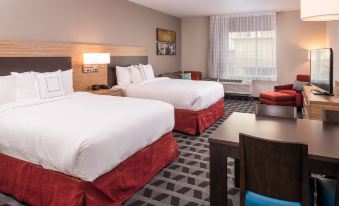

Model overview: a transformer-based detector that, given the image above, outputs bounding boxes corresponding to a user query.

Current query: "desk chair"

[239,133,314,206]
[316,108,339,206]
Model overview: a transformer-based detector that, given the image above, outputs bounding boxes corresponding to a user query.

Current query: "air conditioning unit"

[219,80,253,96]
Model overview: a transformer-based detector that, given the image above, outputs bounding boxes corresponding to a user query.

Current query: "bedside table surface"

[91,89,123,96]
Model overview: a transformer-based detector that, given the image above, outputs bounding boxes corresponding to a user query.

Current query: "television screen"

[310,48,333,95]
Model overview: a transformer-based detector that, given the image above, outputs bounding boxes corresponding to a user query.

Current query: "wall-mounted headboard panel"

[0,57,72,76]
[108,56,148,86]
[0,40,148,90]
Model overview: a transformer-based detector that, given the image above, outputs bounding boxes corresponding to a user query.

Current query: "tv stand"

[303,86,339,120]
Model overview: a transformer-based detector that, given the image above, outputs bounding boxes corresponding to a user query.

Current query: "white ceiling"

[128,0,300,17]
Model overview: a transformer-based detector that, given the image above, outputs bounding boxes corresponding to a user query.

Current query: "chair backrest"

[256,104,297,119]
[297,75,310,82]
[240,133,309,206]
[322,110,339,124]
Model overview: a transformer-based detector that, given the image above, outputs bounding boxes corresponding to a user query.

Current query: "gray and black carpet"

[0,97,257,206]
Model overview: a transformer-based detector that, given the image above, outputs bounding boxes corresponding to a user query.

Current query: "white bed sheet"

[0,92,174,182]
[114,78,224,111]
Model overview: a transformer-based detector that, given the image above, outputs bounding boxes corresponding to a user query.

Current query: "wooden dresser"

[303,85,339,120]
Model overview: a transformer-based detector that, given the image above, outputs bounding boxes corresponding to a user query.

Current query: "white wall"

[0,0,181,75]
[181,17,210,77]
[327,21,339,84]
[181,11,328,96]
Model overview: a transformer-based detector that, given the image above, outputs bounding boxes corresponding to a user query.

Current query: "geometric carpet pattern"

[0,98,257,206]
[124,98,257,206]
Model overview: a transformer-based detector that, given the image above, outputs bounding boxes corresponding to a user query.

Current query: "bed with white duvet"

[0,92,174,182]
[114,77,224,111]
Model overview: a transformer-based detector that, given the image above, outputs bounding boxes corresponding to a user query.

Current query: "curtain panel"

[208,12,277,81]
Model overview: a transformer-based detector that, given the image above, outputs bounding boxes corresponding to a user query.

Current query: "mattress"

[114,77,224,111]
[0,92,174,182]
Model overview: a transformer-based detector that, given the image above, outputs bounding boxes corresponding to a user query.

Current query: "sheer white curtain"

[209,12,277,81]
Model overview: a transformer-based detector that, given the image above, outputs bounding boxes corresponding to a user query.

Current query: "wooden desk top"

[304,85,339,106]
[209,112,339,163]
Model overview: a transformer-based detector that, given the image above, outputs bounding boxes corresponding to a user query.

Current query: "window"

[209,12,277,81]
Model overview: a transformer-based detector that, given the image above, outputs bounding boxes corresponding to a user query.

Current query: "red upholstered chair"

[184,71,202,80]
[260,75,310,108]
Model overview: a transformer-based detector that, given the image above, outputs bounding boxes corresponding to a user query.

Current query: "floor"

[0,98,257,206]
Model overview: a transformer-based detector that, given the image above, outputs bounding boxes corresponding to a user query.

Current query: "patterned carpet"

[0,98,257,206]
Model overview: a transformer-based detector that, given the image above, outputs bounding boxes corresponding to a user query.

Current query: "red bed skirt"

[174,98,225,135]
[0,132,178,206]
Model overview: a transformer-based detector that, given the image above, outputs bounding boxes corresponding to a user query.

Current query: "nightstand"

[91,88,123,97]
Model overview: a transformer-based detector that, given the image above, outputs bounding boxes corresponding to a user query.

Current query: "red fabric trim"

[0,132,178,206]
[297,75,310,82]
[259,98,295,106]
[295,93,303,107]
[174,98,224,135]
[274,84,293,91]
[260,91,294,101]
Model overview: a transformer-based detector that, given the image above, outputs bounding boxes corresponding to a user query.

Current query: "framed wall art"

[157,28,176,43]
[157,42,176,55]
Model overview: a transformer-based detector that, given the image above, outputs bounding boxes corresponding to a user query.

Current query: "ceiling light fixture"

[301,0,339,21]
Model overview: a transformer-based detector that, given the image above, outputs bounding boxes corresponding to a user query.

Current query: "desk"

[209,112,339,206]
[303,85,339,120]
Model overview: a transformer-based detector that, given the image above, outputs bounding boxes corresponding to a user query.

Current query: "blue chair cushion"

[316,177,336,206]
[245,191,301,206]
[180,73,191,80]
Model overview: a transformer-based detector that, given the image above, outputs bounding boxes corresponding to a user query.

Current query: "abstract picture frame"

[157,42,176,55]
[157,28,176,43]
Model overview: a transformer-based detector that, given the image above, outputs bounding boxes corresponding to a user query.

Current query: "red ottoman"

[259,91,295,106]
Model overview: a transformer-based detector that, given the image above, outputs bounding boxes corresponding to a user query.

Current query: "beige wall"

[0,0,181,75]
[181,17,210,77]
[181,11,327,96]
[327,21,339,83]
[276,11,327,83]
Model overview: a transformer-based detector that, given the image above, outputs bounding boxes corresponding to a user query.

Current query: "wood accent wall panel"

[0,41,148,91]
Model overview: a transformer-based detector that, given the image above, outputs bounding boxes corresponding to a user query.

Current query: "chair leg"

[335,169,339,206]
[235,159,240,188]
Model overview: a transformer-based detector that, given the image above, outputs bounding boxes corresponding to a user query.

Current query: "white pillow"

[62,69,74,94]
[116,66,132,85]
[140,64,155,80]
[130,66,144,83]
[11,72,39,100]
[35,70,65,99]
[0,75,16,104]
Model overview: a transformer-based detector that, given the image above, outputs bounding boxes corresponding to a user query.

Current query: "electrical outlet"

[82,66,99,73]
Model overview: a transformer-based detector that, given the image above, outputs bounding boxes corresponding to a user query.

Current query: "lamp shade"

[83,53,110,64]
[301,0,339,21]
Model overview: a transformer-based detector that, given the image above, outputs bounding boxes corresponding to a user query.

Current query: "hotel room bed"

[0,56,178,206]
[113,77,225,135]
[0,92,178,206]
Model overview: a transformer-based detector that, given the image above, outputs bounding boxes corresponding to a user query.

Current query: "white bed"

[113,77,224,111]
[0,92,174,182]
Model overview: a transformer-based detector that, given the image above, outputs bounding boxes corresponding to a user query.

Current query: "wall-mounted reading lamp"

[83,53,110,73]
[301,0,339,21]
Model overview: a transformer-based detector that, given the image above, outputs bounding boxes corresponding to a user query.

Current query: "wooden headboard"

[0,41,148,90]
[0,57,72,76]
[108,56,148,87]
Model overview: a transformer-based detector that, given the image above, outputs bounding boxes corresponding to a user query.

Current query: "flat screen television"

[310,48,334,95]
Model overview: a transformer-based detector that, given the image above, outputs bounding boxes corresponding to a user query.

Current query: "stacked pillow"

[116,64,155,85]
[0,75,16,105]
[0,69,74,105]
